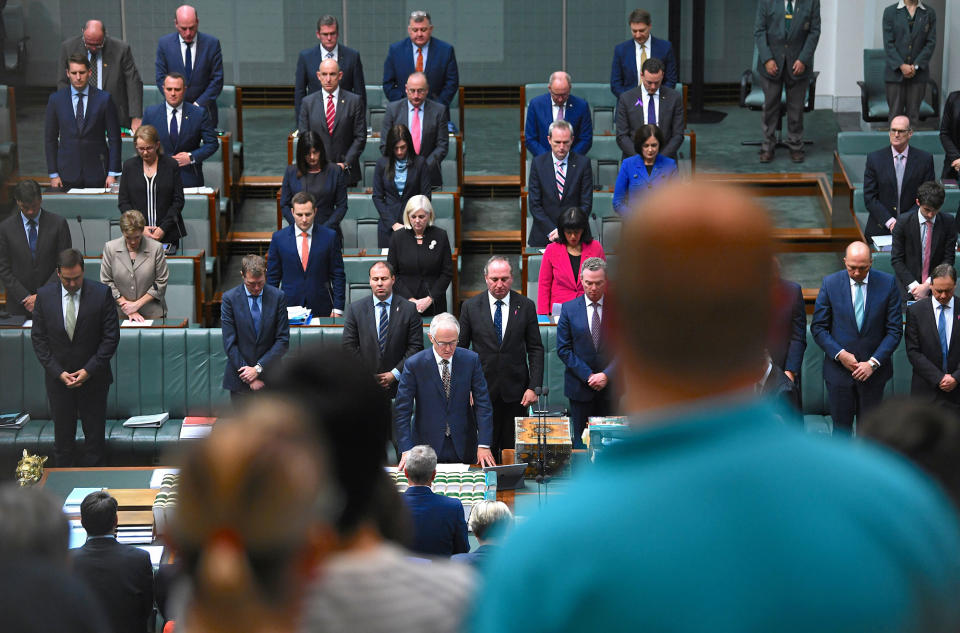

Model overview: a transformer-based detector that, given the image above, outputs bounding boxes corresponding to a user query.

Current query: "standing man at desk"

[155,4,223,128]
[31,249,119,466]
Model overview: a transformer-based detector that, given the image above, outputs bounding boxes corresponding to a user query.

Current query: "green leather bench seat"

[859,49,937,123]
[837,131,944,189]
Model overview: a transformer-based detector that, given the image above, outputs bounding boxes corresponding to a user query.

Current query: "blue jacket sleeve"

[280,167,298,226]
[324,168,348,230]
[811,279,843,361]
[470,354,494,448]
[610,44,627,98]
[105,98,122,174]
[524,101,547,157]
[382,45,404,102]
[329,240,345,311]
[266,237,282,289]
[83,287,120,377]
[258,290,290,373]
[572,102,593,156]
[557,304,594,383]
[195,39,224,109]
[294,52,309,123]
[394,361,418,452]
[220,290,247,371]
[612,161,632,216]
[191,109,220,164]
[871,280,903,364]
[437,46,460,107]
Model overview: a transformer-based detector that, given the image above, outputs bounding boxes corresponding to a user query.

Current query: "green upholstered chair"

[857,49,938,123]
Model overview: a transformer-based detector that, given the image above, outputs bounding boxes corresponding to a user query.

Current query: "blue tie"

[251,294,261,338]
[647,92,656,126]
[378,301,389,355]
[169,108,179,148]
[75,92,85,129]
[939,304,949,372]
[27,219,37,259]
[184,42,193,83]
[854,282,865,331]
[494,300,504,345]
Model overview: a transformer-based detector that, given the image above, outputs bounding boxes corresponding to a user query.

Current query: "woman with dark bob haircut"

[613,123,677,216]
[537,206,606,315]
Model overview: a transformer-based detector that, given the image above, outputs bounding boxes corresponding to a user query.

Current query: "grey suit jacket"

[381,99,449,187]
[753,0,821,83]
[58,35,143,127]
[342,295,423,397]
[298,88,367,186]
[882,3,936,83]
[100,235,168,319]
[615,85,684,159]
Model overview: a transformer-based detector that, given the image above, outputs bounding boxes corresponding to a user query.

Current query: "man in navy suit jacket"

[812,241,902,433]
[30,249,119,467]
[557,258,616,448]
[863,115,936,240]
[155,5,223,127]
[221,255,290,400]
[394,312,496,468]
[45,53,121,190]
[890,181,957,302]
[402,445,469,558]
[527,120,593,247]
[525,71,593,157]
[294,14,366,123]
[142,73,219,188]
[266,191,345,318]
[382,10,459,108]
[770,275,807,385]
[905,265,960,413]
[610,8,678,97]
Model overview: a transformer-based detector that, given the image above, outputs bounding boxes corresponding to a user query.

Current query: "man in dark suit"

[298,58,366,187]
[141,72,219,188]
[754,0,821,163]
[154,5,223,127]
[812,241,902,433]
[769,270,807,386]
[45,53,121,190]
[58,20,143,130]
[30,249,119,466]
[905,264,960,414]
[382,10,459,109]
[381,71,449,188]
[72,490,153,633]
[615,58,683,160]
[0,180,71,316]
[525,71,593,157]
[221,254,290,401]
[394,312,496,468]
[458,257,544,462]
[940,90,960,180]
[557,257,615,448]
[758,354,801,412]
[891,181,956,303]
[882,1,936,127]
[294,14,366,124]
[342,261,423,397]
[609,8,678,96]
[266,191,345,318]
[402,444,469,558]
[527,120,593,247]
[862,115,936,240]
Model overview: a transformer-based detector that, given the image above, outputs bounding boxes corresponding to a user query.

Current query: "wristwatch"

[255,363,263,375]
[868,359,879,370]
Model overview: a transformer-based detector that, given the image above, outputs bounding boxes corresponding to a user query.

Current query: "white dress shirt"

[295,224,314,261]
[61,283,81,330]
[933,296,953,345]
[838,273,881,367]
[552,101,567,121]
[322,44,339,61]
[432,346,452,378]
[488,292,510,339]
[907,210,937,290]
[587,296,603,323]
[634,39,651,85]
[179,36,197,71]
[21,209,41,242]
[323,87,340,117]
[642,89,661,125]
[412,40,430,69]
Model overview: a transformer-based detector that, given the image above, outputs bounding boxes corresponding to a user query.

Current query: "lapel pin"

[429,240,436,250]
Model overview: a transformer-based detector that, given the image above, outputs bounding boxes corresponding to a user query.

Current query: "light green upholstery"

[524,253,541,300]
[837,131,944,188]
[858,49,937,123]
[82,257,200,325]
[585,136,622,190]
[366,86,389,134]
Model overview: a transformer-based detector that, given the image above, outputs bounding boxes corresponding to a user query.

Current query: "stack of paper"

[116,524,154,544]
[121,320,155,327]
[180,416,217,439]
[63,487,103,514]
[149,468,179,489]
[287,306,312,325]
[66,188,108,194]
[0,412,29,429]
[123,412,169,428]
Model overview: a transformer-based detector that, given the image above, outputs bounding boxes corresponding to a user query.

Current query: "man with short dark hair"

[31,249,119,466]
[382,10,459,109]
[402,444,469,558]
[525,71,593,157]
[610,8,678,96]
[45,52,121,190]
[905,263,960,414]
[72,490,154,633]
[155,4,223,127]
[527,120,593,247]
[295,14,366,123]
[380,71,449,187]
[891,180,956,302]
[615,57,683,159]
[0,180,71,316]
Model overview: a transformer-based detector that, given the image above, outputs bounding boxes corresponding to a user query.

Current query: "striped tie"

[326,93,336,135]
[556,161,566,198]
[378,301,389,355]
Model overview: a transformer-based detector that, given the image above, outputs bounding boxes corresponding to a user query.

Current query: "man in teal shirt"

[469,181,960,633]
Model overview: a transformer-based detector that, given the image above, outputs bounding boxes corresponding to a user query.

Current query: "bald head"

[611,181,775,395]
[175,5,199,43]
[83,20,104,38]
[318,58,342,92]
[843,241,872,283]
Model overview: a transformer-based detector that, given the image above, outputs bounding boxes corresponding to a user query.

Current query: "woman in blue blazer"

[613,124,677,216]
[373,124,432,248]
[280,131,347,244]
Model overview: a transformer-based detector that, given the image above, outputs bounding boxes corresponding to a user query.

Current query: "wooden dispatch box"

[514,417,572,478]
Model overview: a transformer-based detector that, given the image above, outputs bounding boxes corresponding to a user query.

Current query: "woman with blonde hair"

[387,195,452,315]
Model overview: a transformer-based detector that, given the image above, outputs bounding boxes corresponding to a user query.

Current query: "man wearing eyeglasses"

[380,71,449,188]
[524,71,593,158]
[862,114,936,241]
[58,19,143,131]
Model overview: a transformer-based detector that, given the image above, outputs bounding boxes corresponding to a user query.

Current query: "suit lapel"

[333,95,347,132]
[238,287,258,342]
[306,227,323,274]
[500,293,523,344]
[425,350,448,405]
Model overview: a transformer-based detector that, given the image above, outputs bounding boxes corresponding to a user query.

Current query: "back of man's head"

[404,445,437,485]
[0,484,70,565]
[79,490,118,537]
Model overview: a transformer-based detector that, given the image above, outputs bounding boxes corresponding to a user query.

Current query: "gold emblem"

[16,449,47,486]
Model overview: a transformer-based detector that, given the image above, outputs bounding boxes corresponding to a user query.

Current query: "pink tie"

[411,106,422,154]
[325,94,335,135]
[922,220,933,282]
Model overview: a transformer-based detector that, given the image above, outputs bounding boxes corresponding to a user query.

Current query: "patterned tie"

[590,302,601,350]
[922,220,933,282]
[441,358,451,400]
[785,0,794,33]
[416,47,424,73]
[251,294,261,338]
[300,232,309,271]
[65,292,77,341]
[169,108,179,148]
[556,161,566,198]
[75,93,85,130]
[411,106,422,154]
[378,301,389,355]
[494,300,503,345]
[325,51,334,59]
[555,103,564,122]
[27,219,37,259]
[939,304,949,371]
[854,282,865,331]
[895,154,906,211]
[184,42,193,83]
[647,93,657,126]
[326,93,336,135]
[89,51,99,89]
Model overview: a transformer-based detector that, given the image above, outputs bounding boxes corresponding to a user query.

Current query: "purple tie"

[555,103,564,121]
[647,93,656,126]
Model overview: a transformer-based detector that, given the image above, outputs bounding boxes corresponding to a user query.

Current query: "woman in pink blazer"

[537,207,606,315]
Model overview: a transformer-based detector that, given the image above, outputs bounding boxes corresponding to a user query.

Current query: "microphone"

[76,216,87,255]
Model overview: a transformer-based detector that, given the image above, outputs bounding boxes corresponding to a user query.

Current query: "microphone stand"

[532,386,551,507]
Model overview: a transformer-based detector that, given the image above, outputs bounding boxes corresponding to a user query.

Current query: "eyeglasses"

[433,339,458,348]
[406,87,428,94]
[890,128,911,136]
[82,38,105,50]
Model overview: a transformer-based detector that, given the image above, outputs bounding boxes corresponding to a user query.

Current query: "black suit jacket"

[0,209,71,315]
[615,84,684,159]
[58,35,143,127]
[118,155,186,243]
[862,145,936,239]
[298,89,367,186]
[342,295,423,397]
[381,99,449,187]
[760,362,801,411]
[372,155,432,246]
[294,44,366,122]
[891,211,957,297]
[31,278,119,389]
[387,225,453,316]
[905,297,960,407]
[458,290,545,403]
[940,91,960,180]
[527,151,593,247]
[71,537,154,633]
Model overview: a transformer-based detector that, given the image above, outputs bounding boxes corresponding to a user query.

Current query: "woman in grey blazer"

[100,210,168,321]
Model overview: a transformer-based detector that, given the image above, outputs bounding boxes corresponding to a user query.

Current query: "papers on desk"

[69,520,86,548]
[0,412,29,429]
[183,187,215,195]
[121,319,155,327]
[63,487,104,514]
[117,525,154,544]
[180,416,217,439]
[872,235,893,251]
[66,188,109,194]
[287,306,312,325]
[149,468,180,489]
[381,247,389,256]
[21,320,32,328]
[123,412,169,428]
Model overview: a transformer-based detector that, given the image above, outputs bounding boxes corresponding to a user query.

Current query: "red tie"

[301,232,309,271]
[416,47,424,72]
[325,94,335,135]
[922,220,933,282]
[411,106,422,154]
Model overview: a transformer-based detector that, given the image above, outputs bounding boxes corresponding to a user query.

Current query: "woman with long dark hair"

[373,124,431,249]
[280,130,347,243]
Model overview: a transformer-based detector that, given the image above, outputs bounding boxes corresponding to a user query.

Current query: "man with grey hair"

[394,312,496,468]
[525,71,593,157]
[458,256,544,461]
[557,257,615,448]
[294,14,366,123]
[401,444,469,557]
[221,254,290,401]
[527,118,593,246]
